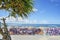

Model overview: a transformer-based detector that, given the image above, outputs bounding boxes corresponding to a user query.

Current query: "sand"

[11,35,60,40]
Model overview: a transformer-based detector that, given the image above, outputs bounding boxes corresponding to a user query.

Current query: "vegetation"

[0,0,33,40]
[0,0,33,17]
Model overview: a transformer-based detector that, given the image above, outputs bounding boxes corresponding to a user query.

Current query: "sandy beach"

[0,34,60,40]
[11,35,60,40]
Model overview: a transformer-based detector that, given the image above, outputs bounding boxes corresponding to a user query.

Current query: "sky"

[0,0,60,24]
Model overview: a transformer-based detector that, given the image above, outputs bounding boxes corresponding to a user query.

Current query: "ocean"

[6,23,60,27]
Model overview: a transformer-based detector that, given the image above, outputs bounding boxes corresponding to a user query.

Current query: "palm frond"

[0,0,33,18]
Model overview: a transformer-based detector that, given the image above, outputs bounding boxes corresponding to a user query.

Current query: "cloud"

[2,17,38,24]
[0,16,49,24]
[6,16,16,22]
[39,20,49,24]
[20,19,37,24]
[33,8,38,12]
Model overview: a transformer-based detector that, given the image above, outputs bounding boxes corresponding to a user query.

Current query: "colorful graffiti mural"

[7,27,60,35]
[46,28,60,35]
[9,28,44,35]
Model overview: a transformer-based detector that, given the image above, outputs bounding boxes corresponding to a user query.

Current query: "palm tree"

[0,0,33,40]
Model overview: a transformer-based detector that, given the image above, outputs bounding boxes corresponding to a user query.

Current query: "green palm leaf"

[0,0,33,17]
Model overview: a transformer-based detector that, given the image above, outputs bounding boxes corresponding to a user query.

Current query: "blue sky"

[28,0,60,24]
[0,0,60,24]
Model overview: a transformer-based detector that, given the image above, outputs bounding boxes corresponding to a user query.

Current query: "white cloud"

[0,16,50,24]
[1,16,38,24]
[39,20,49,24]
[33,8,38,12]
[17,19,38,24]
[6,16,16,22]
[17,17,23,21]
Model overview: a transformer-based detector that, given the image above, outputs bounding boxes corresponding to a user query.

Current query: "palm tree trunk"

[2,18,11,40]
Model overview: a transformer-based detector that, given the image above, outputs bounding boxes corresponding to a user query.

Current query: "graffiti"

[9,28,44,35]
[46,28,60,35]
[8,27,60,35]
